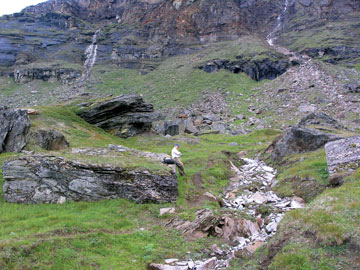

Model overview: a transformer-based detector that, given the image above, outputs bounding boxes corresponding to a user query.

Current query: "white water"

[266,0,289,46]
[81,29,100,81]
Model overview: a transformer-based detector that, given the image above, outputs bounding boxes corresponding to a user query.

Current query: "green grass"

[0,105,282,270]
[90,36,271,112]
[269,244,335,270]
[0,77,21,97]
[230,169,360,270]
[272,149,329,202]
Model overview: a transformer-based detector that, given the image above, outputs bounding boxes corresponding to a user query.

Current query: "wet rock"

[270,126,342,161]
[0,107,31,153]
[31,129,69,150]
[2,152,177,204]
[325,136,360,176]
[78,94,160,138]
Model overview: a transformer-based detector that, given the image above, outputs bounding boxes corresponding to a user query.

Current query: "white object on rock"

[160,208,176,216]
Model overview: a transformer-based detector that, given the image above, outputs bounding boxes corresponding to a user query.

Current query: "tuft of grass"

[273,149,329,202]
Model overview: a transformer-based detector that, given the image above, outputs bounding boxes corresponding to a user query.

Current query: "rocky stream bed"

[150,157,305,270]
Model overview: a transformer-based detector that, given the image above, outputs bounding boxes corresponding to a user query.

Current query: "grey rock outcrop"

[270,126,342,160]
[298,112,342,129]
[0,107,31,153]
[78,94,160,138]
[325,136,360,177]
[2,151,177,204]
[198,58,290,81]
[31,129,69,150]
[14,66,81,84]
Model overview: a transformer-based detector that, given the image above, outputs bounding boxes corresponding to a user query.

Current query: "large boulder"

[31,129,69,150]
[0,107,31,153]
[270,126,342,160]
[78,94,160,138]
[2,147,177,204]
[298,112,342,129]
[325,136,360,177]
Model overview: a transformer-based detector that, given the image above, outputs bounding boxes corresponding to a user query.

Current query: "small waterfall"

[266,0,289,46]
[81,29,100,82]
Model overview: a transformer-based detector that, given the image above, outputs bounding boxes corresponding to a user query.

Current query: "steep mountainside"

[0,1,360,270]
[1,0,359,74]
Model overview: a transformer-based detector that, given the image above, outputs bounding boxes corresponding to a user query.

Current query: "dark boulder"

[78,94,160,138]
[2,153,177,204]
[31,129,69,150]
[298,112,342,129]
[164,123,180,136]
[198,58,290,81]
[345,83,360,93]
[0,107,31,153]
[270,126,342,161]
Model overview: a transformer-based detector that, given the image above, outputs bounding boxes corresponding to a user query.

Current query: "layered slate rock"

[325,136,360,177]
[2,147,177,204]
[78,94,160,138]
[0,107,31,153]
[270,126,342,161]
[31,129,69,150]
[198,58,290,81]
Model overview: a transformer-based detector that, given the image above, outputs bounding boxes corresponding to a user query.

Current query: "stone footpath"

[150,158,305,270]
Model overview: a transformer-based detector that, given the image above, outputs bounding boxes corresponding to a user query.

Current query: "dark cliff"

[0,0,359,75]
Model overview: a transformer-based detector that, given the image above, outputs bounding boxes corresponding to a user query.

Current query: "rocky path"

[150,158,305,270]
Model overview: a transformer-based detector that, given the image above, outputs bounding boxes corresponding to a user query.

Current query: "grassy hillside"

[231,169,360,270]
[0,105,281,269]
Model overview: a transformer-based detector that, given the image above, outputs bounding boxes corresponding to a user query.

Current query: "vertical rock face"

[0,107,31,153]
[325,136,360,177]
[2,154,178,204]
[78,94,160,138]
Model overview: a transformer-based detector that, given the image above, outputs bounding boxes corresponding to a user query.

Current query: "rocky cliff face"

[1,0,358,78]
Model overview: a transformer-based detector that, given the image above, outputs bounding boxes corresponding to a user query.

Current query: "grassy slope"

[0,105,281,269]
[230,160,360,270]
[91,36,271,112]
[269,170,360,270]
[278,11,360,67]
